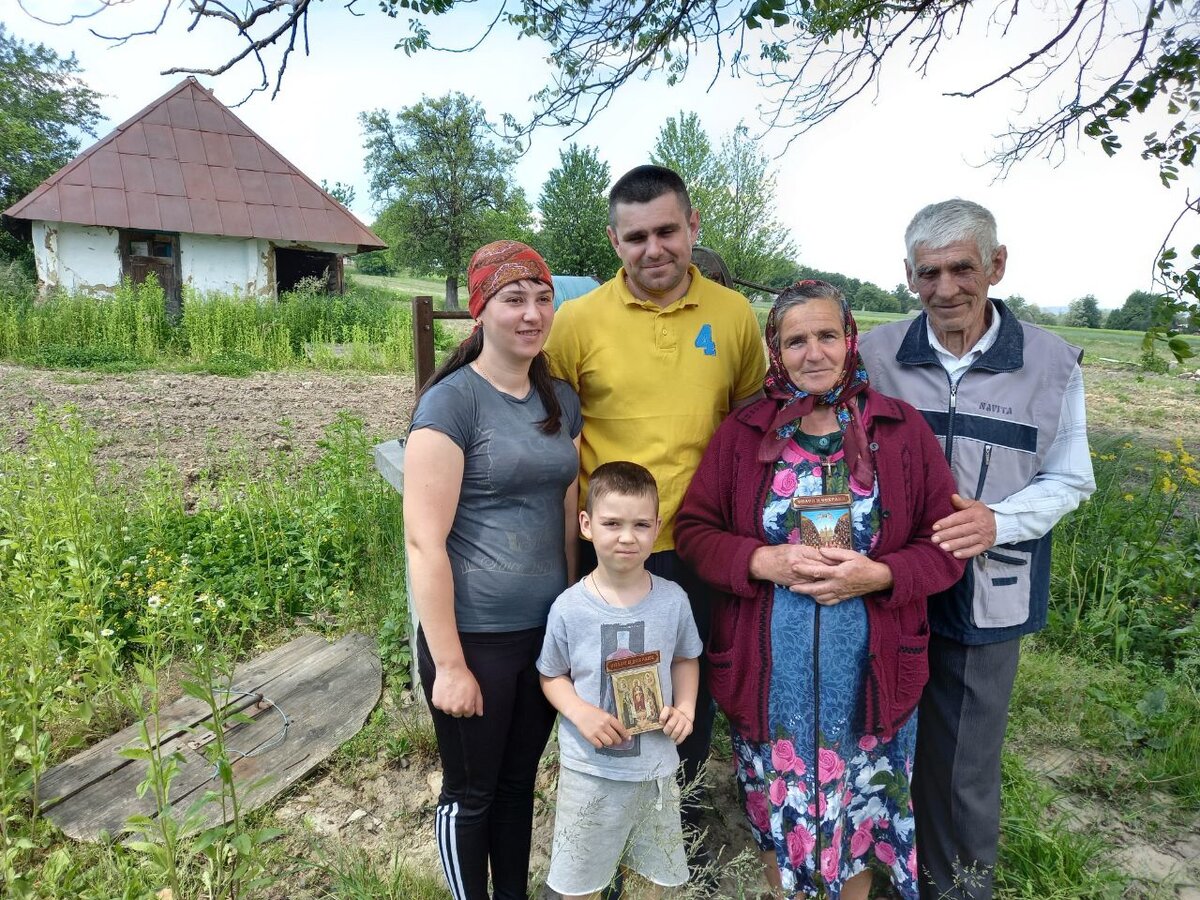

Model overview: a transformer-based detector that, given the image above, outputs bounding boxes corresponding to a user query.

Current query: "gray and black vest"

[859,300,1082,645]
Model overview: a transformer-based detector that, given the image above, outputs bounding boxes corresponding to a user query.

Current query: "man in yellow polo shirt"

[545,164,766,874]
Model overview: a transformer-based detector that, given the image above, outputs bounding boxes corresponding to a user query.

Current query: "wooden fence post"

[413,295,435,392]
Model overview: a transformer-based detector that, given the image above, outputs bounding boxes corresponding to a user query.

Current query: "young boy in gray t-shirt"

[537,462,702,899]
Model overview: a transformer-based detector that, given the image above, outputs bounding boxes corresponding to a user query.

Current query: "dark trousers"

[578,541,715,837]
[913,633,1021,900]
[418,626,556,900]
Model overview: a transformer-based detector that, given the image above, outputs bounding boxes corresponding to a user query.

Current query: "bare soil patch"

[0,364,416,481]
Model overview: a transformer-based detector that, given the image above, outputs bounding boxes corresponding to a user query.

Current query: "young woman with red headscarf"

[404,241,582,899]
[675,281,964,899]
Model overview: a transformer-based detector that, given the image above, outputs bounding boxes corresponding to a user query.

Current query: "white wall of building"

[31,221,357,297]
[179,233,265,296]
[32,221,121,294]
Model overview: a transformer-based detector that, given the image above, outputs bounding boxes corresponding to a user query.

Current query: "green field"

[347,271,447,301]
[749,301,1192,368]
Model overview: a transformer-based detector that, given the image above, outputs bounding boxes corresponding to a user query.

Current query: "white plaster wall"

[30,224,357,298]
[180,235,356,297]
[180,234,263,296]
[32,221,121,294]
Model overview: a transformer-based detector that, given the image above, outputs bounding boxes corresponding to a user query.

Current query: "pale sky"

[5,0,1196,309]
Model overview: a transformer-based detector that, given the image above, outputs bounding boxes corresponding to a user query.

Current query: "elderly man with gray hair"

[858,199,1095,900]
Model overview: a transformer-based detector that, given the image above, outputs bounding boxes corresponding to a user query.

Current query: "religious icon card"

[790,492,853,550]
[605,650,664,735]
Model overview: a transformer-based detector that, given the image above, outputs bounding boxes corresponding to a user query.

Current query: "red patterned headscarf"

[759,280,875,488]
[467,240,553,319]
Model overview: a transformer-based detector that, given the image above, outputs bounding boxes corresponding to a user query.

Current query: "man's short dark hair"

[586,461,660,515]
[608,165,692,229]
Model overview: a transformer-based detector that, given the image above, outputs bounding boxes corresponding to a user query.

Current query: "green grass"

[348,271,450,302]
[995,753,1128,899]
[1040,324,1151,365]
[298,844,452,899]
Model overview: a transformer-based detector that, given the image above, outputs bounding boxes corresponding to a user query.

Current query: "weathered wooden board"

[42,631,381,842]
[374,437,422,690]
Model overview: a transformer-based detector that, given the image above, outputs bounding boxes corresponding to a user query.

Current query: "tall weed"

[0,277,167,365]
[996,753,1126,898]
[0,276,429,373]
[1048,437,1200,668]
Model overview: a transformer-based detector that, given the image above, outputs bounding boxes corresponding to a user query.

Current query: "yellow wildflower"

[1160,476,1177,495]
[1183,466,1200,487]
[1156,450,1175,464]
[1123,442,1133,449]
[1180,450,1196,466]
[1122,493,1135,502]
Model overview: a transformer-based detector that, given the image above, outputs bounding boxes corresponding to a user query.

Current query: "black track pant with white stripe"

[418,626,556,900]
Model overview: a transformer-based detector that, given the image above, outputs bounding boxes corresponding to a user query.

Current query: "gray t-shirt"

[537,575,703,781]
[410,365,582,632]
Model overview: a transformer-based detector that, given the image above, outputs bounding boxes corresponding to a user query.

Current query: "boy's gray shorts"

[546,766,689,896]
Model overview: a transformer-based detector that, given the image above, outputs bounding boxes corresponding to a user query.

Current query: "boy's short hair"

[586,461,659,515]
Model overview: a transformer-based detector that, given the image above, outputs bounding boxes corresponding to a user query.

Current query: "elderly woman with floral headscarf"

[404,240,582,899]
[675,280,964,899]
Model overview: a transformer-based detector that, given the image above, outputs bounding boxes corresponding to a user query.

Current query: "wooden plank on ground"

[39,633,329,807]
[41,632,380,843]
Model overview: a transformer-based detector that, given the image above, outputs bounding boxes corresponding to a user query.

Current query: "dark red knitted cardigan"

[675,390,965,743]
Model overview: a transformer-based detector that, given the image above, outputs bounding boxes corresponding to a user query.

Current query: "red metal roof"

[4,78,385,252]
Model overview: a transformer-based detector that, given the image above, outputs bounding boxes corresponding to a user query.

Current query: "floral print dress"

[731,431,919,899]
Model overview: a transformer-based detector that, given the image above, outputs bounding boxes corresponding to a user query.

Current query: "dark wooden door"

[122,232,182,319]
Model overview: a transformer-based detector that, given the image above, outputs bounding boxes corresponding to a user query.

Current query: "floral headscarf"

[758,281,875,488]
[466,240,553,319]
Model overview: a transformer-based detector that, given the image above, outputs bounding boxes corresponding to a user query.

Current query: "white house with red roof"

[2,78,385,314]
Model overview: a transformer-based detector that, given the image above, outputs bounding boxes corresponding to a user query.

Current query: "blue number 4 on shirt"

[694,323,716,356]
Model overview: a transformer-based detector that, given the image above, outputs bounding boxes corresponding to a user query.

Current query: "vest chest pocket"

[971,546,1033,628]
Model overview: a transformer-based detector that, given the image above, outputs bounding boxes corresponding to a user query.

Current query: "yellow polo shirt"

[545,265,766,551]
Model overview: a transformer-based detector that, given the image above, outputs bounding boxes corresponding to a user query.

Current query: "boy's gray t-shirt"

[409,366,582,632]
[537,575,703,781]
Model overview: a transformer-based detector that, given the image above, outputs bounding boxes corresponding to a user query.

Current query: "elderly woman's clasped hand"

[750,544,894,605]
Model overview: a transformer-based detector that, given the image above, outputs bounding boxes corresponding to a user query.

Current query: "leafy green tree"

[1002,294,1056,326]
[352,249,394,276]
[653,116,796,291]
[361,93,521,309]
[537,144,616,279]
[795,266,863,301]
[1105,290,1161,331]
[0,25,101,266]
[760,254,805,290]
[891,283,918,312]
[707,125,798,290]
[1063,294,1104,329]
[651,112,729,245]
[853,283,901,313]
[319,179,357,208]
[479,188,537,248]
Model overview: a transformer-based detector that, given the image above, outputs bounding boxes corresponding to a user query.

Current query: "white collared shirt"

[926,303,1095,546]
